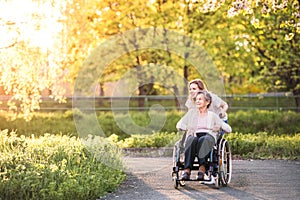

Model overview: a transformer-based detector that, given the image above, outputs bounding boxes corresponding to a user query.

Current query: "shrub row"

[226,132,300,160]
[228,110,300,134]
[0,130,126,200]
[108,132,300,160]
[108,132,182,148]
[0,110,299,138]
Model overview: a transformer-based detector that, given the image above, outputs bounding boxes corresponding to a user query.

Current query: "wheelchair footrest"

[177,177,212,182]
[176,173,217,183]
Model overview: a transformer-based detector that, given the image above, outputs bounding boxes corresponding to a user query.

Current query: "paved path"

[101,157,300,200]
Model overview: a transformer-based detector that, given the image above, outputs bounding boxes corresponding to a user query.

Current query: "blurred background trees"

[0,0,299,119]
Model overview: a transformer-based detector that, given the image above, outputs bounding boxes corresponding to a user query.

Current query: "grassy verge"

[0,130,126,200]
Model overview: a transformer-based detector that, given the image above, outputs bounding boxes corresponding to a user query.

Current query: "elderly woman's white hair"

[193,91,212,108]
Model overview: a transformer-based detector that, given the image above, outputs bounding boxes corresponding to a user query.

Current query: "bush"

[228,110,300,134]
[225,132,300,159]
[109,132,182,148]
[0,130,126,200]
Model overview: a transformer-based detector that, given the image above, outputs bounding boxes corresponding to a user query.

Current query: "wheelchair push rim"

[218,139,232,186]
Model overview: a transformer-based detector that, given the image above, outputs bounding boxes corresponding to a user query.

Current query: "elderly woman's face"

[195,93,209,109]
[189,83,201,98]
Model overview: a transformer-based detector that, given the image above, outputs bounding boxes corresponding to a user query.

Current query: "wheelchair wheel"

[218,139,232,186]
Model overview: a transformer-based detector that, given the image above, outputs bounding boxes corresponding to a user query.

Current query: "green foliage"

[0,112,77,137]
[248,1,300,96]
[109,132,182,148]
[228,110,300,134]
[0,110,299,139]
[0,130,126,200]
[226,132,300,160]
[74,109,300,136]
[110,131,300,160]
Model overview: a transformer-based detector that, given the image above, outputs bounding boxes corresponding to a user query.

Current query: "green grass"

[0,110,299,138]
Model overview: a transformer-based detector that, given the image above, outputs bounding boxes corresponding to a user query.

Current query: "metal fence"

[1,93,298,112]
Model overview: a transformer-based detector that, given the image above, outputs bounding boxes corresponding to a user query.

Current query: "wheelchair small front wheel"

[179,180,185,187]
[172,172,179,189]
[214,174,219,189]
[173,177,179,189]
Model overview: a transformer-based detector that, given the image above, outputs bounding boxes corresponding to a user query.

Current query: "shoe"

[181,172,190,180]
[196,172,204,181]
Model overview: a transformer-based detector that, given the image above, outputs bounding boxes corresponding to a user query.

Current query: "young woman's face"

[195,93,209,109]
[189,83,201,98]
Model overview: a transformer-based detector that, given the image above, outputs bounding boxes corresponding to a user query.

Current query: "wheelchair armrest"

[177,128,186,132]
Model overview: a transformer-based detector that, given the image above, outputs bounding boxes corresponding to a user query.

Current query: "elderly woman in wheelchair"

[172,91,232,189]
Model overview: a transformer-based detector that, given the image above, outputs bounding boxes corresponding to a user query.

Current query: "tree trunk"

[135,55,145,109]
[183,64,189,95]
[98,83,104,107]
[173,84,181,111]
[295,96,300,112]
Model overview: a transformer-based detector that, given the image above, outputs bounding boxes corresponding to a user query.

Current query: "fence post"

[145,96,148,110]
[276,95,279,111]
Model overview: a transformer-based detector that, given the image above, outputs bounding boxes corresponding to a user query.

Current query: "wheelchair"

[172,131,232,189]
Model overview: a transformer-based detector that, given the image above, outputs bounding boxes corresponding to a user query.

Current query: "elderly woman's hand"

[219,112,226,118]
